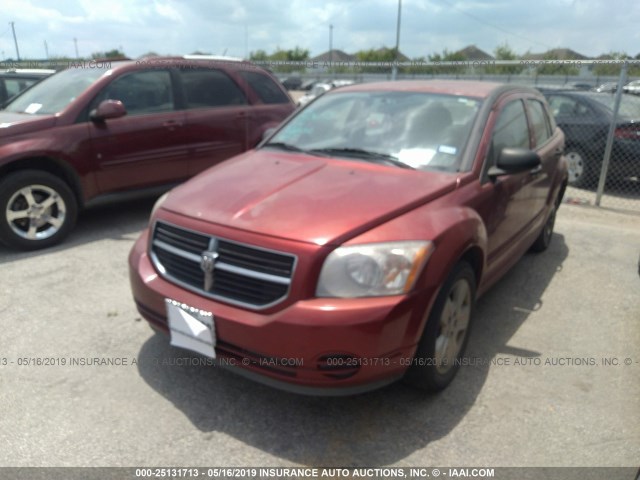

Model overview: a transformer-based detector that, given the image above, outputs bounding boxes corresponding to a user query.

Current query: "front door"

[88,69,189,192]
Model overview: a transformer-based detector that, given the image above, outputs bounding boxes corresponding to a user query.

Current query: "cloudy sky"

[1,0,639,61]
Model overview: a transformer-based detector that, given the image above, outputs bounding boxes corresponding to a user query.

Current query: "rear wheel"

[0,170,78,250]
[404,262,476,392]
[565,148,596,188]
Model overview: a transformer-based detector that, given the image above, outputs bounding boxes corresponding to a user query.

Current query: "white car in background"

[623,80,640,95]
[297,80,355,107]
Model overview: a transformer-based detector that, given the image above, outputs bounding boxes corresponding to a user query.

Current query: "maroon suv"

[129,80,568,395]
[0,57,294,250]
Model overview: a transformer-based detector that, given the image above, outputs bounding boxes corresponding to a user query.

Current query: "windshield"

[265,90,482,172]
[4,67,110,115]
[585,93,640,119]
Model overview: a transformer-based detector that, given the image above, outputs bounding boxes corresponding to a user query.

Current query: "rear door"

[525,97,563,215]
[178,67,250,176]
[235,69,295,146]
[88,69,190,192]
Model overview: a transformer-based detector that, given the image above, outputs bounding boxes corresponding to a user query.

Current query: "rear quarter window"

[238,70,291,104]
[180,68,246,108]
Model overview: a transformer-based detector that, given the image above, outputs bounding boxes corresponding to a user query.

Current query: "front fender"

[344,204,488,294]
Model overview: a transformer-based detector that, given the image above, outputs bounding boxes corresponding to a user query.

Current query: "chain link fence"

[273,59,640,214]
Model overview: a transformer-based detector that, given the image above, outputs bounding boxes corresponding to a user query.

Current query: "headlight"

[316,241,434,298]
[149,192,169,223]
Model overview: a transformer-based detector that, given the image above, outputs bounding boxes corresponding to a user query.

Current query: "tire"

[530,203,557,253]
[404,262,476,392]
[564,148,596,188]
[0,170,78,250]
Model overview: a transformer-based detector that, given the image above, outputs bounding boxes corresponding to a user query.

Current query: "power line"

[438,0,552,50]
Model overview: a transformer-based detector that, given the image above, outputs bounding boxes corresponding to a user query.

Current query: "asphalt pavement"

[0,198,638,467]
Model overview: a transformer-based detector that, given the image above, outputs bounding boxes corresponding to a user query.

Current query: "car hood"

[162,150,458,245]
[0,112,57,137]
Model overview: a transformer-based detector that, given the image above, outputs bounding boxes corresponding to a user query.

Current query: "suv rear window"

[238,70,290,104]
[180,68,246,108]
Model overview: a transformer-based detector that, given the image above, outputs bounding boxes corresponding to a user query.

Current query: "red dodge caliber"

[129,80,567,395]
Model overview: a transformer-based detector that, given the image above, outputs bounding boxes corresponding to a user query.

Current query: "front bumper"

[129,229,430,395]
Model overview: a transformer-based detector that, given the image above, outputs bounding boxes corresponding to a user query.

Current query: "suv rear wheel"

[0,170,77,250]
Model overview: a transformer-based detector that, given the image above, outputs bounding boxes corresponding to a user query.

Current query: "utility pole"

[44,40,49,59]
[329,24,333,73]
[74,38,79,59]
[392,0,402,80]
[10,21,20,60]
[244,24,248,59]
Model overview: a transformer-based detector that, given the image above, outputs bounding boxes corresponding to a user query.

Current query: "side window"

[547,95,591,117]
[5,78,38,97]
[97,70,174,116]
[238,70,290,104]
[527,99,552,147]
[489,100,530,166]
[180,68,246,108]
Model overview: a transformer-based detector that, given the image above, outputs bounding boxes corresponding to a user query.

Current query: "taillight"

[614,124,640,140]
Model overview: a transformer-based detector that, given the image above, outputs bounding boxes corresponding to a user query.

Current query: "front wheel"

[0,170,78,250]
[404,262,476,392]
[530,203,557,253]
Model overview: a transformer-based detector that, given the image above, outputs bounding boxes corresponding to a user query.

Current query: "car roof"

[93,56,261,76]
[334,80,527,99]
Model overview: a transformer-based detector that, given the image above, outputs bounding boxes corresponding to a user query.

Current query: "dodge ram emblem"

[200,251,219,292]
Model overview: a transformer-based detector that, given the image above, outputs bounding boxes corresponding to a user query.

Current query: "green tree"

[486,42,523,75]
[592,51,639,77]
[354,47,399,73]
[427,49,467,74]
[91,49,127,60]
[251,47,309,73]
[535,51,580,76]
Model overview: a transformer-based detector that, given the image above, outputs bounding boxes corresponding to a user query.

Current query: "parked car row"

[296,80,355,106]
[2,71,569,396]
[591,80,640,95]
[540,90,640,187]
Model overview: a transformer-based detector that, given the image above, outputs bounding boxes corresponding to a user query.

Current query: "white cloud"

[2,0,639,60]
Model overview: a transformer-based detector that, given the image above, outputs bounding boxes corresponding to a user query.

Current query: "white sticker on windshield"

[24,103,43,114]
[438,145,457,155]
[396,148,436,168]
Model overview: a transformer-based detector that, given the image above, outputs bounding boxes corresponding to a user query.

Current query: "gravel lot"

[0,198,638,468]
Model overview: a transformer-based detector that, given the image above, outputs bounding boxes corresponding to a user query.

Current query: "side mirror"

[488,148,541,179]
[90,99,127,121]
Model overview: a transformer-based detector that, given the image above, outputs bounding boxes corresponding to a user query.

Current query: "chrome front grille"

[151,221,296,309]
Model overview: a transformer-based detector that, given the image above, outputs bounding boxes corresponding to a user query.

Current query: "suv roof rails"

[182,54,244,62]
[2,68,56,75]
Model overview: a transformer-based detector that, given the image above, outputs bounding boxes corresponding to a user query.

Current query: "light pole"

[392,0,402,80]
[10,21,20,60]
[329,24,333,72]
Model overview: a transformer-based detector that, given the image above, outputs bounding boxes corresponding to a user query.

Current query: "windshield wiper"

[309,147,415,169]
[263,142,329,157]
[263,142,308,153]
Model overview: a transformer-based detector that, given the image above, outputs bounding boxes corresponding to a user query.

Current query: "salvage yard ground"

[0,199,638,467]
